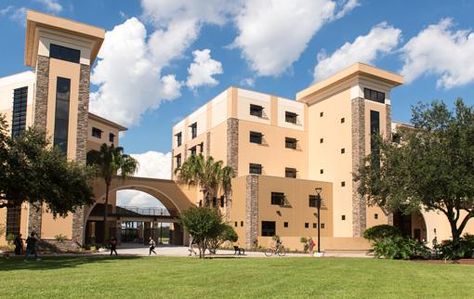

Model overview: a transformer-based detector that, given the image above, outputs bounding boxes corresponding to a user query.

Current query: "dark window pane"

[250,104,263,117]
[175,154,182,168]
[11,86,28,137]
[285,111,297,124]
[309,195,317,207]
[249,131,263,144]
[370,110,380,168]
[50,44,80,63]
[176,132,182,146]
[92,127,102,138]
[271,192,285,205]
[363,87,385,104]
[249,163,262,174]
[109,133,115,143]
[189,123,197,139]
[285,137,297,149]
[54,77,70,154]
[285,168,297,178]
[261,221,276,236]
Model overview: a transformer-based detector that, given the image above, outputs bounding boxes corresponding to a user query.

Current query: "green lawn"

[0,256,472,298]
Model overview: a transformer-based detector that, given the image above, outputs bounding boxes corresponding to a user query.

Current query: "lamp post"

[315,187,322,254]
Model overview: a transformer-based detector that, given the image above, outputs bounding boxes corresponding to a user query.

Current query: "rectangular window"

[220,196,225,208]
[92,127,102,138]
[250,104,263,117]
[261,221,276,236]
[271,192,285,205]
[341,117,345,123]
[309,195,317,208]
[320,112,324,117]
[284,222,288,228]
[6,206,21,237]
[364,88,385,104]
[235,222,238,227]
[305,223,309,228]
[109,133,115,143]
[341,181,346,187]
[249,131,263,144]
[189,123,197,139]
[370,110,381,168]
[241,221,244,227]
[249,163,262,174]
[50,44,80,63]
[341,148,345,154]
[189,146,197,156]
[11,86,28,138]
[313,223,317,229]
[374,213,379,220]
[176,132,182,146]
[53,77,70,154]
[285,111,298,124]
[285,167,297,178]
[321,223,325,229]
[320,138,324,143]
[342,215,346,221]
[198,142,204,154]
[285,137,297,149]
[320,169,324,174]
[175,154,182,169]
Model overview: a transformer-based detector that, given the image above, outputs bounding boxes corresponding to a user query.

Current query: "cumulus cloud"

[34,0,63,14]
[186,49,223,89]
[400,18,474,89]
[313,22,401,81]
[0,6,27,26]
[232,0,359,76]
[240,77,255,87]
[90,18,182,127]
[117,151,172,208]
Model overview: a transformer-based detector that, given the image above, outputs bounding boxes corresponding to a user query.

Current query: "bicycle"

[264,244,287,257]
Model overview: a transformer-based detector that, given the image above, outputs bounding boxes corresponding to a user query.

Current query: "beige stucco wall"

[228,176,247,247]
[87,116,121,151]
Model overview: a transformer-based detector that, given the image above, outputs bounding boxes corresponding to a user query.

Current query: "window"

[235,222,238,227]
[285,167,297,178]
[284,222,288,228]
[285,111,298,124]
[189,123,197,139]
[341,117,345,123]
[312,223,317,229]
[309,195,317,208]
[176,132,182,146]
[212,197,217,207]
[320,112,324,117]
[11,86,28,138]
[6,206,21,237]
[271,192,285,205]
[175,154,182,169]
[341,148,345,154]
[53,77,70,154]
[321,223,325,229]
[285,137,297,149]
[250,104,264,117]
[50,44,81,63]
[189,146,197,156]
[261,221,276,236]
[109,133,115,143]
[320,169,324,174]
[363,88,385,104]
[320,138,324,144]
[249,163,262,174]
[341,215,346,221]
[305,223,309,228]
[198,142,204,154]
[374,213,379,220]
[220,196,225,208]
[241,221,244,227]
[92,127,102,138]
[370,110,381,168]
[341,181,346,187]
[249,131,263,144]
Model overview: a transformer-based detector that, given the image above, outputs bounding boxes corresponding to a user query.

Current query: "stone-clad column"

[385,104,394,226]
[351,98,366,237]
[28,55,50,237]
[72,64,91,246]
[226,118,239,174]
[245,175,258,249]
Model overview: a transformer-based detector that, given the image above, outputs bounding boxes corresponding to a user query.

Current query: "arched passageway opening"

[393,211,427,242]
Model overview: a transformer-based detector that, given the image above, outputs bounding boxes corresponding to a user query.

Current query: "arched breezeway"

[85,177,194,245]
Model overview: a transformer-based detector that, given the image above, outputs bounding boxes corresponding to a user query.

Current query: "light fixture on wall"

[276,210,281,216]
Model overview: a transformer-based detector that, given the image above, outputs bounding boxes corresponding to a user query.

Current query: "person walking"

[14,234,24,256]
[25,232,40,261]
[149,237,157,255]
[188,235,197,256]
[308,237,315,255]
[109,237,118,256]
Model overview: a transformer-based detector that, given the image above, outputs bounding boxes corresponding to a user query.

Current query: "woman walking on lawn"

[149,237,157,255]
[109,237,118,256]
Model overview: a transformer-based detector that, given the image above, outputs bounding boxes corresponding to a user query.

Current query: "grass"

[0,256,473,298]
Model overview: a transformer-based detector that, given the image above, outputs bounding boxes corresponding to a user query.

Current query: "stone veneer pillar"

[225,118,239,221]
[245,175,258,249]
[351,97,366,237]
[385,104,394,226]
[71,64,91,245]
[28,55,50,237]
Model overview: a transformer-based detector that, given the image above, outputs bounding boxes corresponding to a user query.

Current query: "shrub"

[363,225,401,242]
[438,234,474,260]
[300,237,309,253]
[372,235,430,260]
[54,234,67,243]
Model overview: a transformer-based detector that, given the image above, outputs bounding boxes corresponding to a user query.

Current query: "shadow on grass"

[0,255,142,272]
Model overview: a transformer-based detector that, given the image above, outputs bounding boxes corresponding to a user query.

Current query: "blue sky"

[1,1,474,197]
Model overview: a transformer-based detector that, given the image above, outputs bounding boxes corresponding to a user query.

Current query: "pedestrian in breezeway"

[149,237,157,255]
[24,232,40,261]
[14,234,24,256]
[109,237,118,256]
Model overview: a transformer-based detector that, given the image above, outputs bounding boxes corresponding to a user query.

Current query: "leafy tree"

[181,206,226,258]
[0,115,94,216]
[87,144,138,242]
[174,154,235,207]
[363,225,401,243]
[356,99,474,245]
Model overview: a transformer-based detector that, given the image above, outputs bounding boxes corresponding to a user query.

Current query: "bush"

[372,235,430,260]
[363,225,401,242]
[438,234,474,260]
[300,237,309,253]
[54,234,67,243]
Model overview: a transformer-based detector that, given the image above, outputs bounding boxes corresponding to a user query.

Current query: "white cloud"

[313,22,401,81]
[90,18,182,127]
[34,0,63,14]
[240,77,255,87]
[117,151,172,208]
[186,49,223,89]
[400,18,474,89]
[0,6,27,26]
[232,0,359,76]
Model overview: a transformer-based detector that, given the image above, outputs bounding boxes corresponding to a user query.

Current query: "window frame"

[285,167,297,178]
[285,137,297,149]
[271,192,285,206]
[50,44,81,63]
[249,131,263,144]
[250,104,264,117]
[285,111,298,124]
[249,163,262,175]
[261,221,276,237]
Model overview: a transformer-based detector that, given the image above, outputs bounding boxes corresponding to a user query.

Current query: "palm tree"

[87,144,138,243]
[175,154,235,207]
